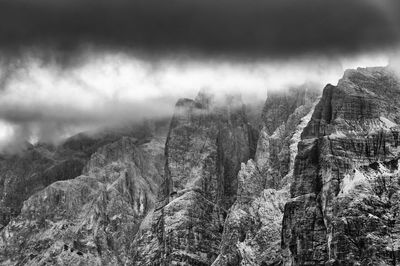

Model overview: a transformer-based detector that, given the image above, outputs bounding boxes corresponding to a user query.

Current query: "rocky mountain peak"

[2,67,400,265]
[131,90,258,265]
[195,89,214,109]
[263,84,320,135]
[0,134,165,265]
[283,66,400,265]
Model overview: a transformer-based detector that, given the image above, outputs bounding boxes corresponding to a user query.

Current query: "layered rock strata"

[133,92,258,265]
[213,86,320,265]
[0,121,167,231]
[0,136,165,265]
[282,67,400,265]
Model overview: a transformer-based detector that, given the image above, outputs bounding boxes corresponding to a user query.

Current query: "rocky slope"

[3,67,400,266]
[132,92,258,265]
[0,136,165,265]
[0,121,167,231]
[213,86,320,265]
[282,67,400,265]
[0,120,168,265]
[0,86,320,265]
[0,143,85,230]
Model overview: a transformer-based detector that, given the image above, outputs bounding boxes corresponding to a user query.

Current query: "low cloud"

[0,0,399,61]
[0,0,397,153]
[0,51,390,153]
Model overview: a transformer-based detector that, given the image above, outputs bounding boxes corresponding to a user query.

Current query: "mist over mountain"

[0,52,389,153]
[2,67,400,265]
[1,0,400,265]
[0,0,397,151]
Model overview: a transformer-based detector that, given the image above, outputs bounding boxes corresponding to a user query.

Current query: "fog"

[0,50,391,152]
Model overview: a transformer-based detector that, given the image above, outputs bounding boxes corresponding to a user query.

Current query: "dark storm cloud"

[0,0,399,59]
[0,0,397,153]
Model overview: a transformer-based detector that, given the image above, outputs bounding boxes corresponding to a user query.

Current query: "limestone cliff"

[0,121,167,231]
[132,92,258,265]
[213,86,320,265]
[3,67,400,266]
[0,136,165,265]
[282,67,400,265]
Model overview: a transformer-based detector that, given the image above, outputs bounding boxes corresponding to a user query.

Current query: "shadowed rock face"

[258,86,320,189]
[0,143,86,230]
[133,92,258,265]
[213,86,320,266]
[0,136,165,265]
[262,85,319,136]
[0,121,167,231]
[212,160,289,266]
[3,67,400,266]
[282,67,400,265]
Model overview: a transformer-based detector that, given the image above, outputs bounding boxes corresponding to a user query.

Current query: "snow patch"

[380,116,397,129]
[329,130,346,139]
[340,162,400,196]
[340,169,367,195]
[285,100,318,180]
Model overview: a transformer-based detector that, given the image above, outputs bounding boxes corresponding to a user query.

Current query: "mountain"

[0,122,168,265]
[0,121,167,230]
[132,91,258,265]
[213,85,319,265]
[2,67,400,265]
[282,67,400,265]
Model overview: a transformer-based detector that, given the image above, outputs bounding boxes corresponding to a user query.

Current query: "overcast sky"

[0,0,399,151]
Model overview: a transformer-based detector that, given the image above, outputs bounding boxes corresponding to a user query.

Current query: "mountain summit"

[1,68,400,265]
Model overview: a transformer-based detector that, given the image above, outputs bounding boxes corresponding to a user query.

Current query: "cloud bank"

[0,0,397,152]
[0,0,399,60]
[0,52,389,151]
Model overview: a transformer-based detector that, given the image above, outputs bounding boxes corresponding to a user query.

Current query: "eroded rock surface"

[282,67,400,265]
[0,134,165,265]
[3,67,399,266]
[0,143,88,230]
[213,86,319,265]
[0,121,167,231]
[133,92,258,265]
[212,160,288,266]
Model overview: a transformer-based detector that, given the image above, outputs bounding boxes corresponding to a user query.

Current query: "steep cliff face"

[133,92,258,265]
[3,67,399,266]
[0,121,167,231]
[0,144,85,230]
[212,160,289,266]
[282,67,400,265]
[259,86,320,188]
[213,86,320,265]
[0,136,165,265]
